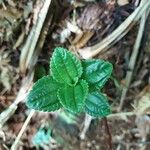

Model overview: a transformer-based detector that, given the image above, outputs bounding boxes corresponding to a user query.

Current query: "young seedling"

[26,47,113,117]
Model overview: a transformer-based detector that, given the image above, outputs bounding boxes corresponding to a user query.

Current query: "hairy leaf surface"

[50,47,82,85]
[82,59,113,90]
[58,80,88,113]
[26,76,62,112]
[85,92,111,117]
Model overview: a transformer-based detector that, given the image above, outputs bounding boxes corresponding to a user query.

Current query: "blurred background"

[0,0,150,149]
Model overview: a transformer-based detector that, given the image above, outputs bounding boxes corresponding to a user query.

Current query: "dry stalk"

[9,0,52,149]
[80,114,92,140]
[0,71,34,128]
[10,110,35,150]
[108,112,136,120]
[19,0,51,73]
[0,1,52,149]
[118,4,150,111]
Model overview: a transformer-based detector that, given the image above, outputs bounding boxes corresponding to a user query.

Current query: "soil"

[0,0,150,150]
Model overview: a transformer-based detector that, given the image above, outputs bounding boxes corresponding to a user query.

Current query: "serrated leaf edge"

[50,47,83,85]
[82,59,113,89]
[26,76,62,112]
[85,92,111,118]
[57,79,89,113]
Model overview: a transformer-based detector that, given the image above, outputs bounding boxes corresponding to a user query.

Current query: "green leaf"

[26,76,62,112]
[85,92,111,117]
[82,59,113,90]
[50,47,82,85]
[58,80,88,113]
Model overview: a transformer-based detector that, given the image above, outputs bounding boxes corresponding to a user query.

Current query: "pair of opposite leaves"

[26,47,113,117]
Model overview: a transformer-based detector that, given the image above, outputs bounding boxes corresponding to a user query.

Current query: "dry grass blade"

[10,110,35,150]
[118,4,150,111]
[80,114,92,140]
[19,0,52,73]
[0,71,34,128]
[0,1,53,149]
[9,0,53,148]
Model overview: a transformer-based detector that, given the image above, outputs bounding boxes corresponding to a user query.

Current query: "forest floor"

[0,0,150,150]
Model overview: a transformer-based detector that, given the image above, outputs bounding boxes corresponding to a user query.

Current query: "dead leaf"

[134,85,150,114]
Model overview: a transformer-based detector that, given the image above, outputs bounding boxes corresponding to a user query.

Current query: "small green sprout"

[26,47,113,117]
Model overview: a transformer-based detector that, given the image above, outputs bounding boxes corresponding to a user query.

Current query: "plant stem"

[103,117,112,150]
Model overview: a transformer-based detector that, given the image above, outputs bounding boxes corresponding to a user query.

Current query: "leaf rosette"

[26,47,112,118]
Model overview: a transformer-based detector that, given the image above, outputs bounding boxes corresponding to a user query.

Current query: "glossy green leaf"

[85,92,111,117]
[26,76,62,112]
[50,47,82,85]
[82,59,113,90]
[58,80,88,113]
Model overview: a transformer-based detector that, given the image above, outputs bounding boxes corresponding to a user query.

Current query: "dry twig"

[10,110,35,150]
[80,114,92,140]
[10,0,52,149]
[0,1,52,149]
[0,71,34,128]
[118,2,150,111]
[19,0,52,73]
